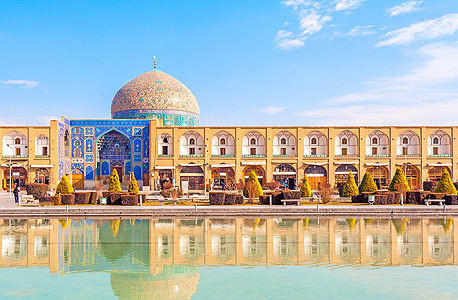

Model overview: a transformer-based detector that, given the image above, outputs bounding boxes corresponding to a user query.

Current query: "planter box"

[406,191,430,204]
[39,196,53,206]
[24,183,48,198]
[209,192,225,205]
[444,195,458,205]
[74,192,91,205]
[224,193,237,205]
[61,194,75,205]
[260,192,283,205]
[121,194,139,206]
[108,192,127,205]
[89,191,98,204]
[282,190,301,199]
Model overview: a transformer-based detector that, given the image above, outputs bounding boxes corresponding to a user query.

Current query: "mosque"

[1,61,457,192]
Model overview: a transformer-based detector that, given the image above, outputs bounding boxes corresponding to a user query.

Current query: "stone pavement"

[0,191,20,207]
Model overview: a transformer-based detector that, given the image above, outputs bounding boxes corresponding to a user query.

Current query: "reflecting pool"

[0,218,458,299]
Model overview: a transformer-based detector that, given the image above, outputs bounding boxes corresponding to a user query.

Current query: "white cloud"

[299,10,332,35]
[295,42,458,125]
[1,80,39,88]
[275,30,305,50]
[377,13,458,47]
[334,25,376,37]
[387,1,423,17]
[277,0,366,50]
[259,106,287,115]
[334,0,365,11]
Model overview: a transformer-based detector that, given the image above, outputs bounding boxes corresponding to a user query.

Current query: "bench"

[21,195,39,205]
[425,199,445,206]
[281,199,301,206]
[145,195,163,201]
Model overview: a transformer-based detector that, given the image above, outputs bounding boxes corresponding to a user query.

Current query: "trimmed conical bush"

[56,174,74,194]
[388,167,410,192]
[128,173,139,194]
[342,172,359,197]
[300,176,311,197]
[109,169,122,192]
[359,172,378,193]
[243,171,263,198]
[435,169,457,194]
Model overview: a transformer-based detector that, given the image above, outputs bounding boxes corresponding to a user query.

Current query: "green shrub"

[244,171,263,198]
[128,173,139,194]
[300,177,311,197]
[388,167,410,192]
[56,174,74,194]
[435,169,457,194]
[341,172,359,197]
[359,172,378,193]
[109,169,122,192]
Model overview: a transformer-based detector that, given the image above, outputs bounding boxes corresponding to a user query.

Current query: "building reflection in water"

[0,217,457,298]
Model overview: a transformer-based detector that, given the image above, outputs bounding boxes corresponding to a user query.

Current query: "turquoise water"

[0,218,457,299]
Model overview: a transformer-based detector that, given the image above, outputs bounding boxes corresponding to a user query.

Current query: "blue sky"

[1,0,458,126]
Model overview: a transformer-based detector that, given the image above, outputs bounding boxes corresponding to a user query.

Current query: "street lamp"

[204,144,208,196]
[6,144,12,198]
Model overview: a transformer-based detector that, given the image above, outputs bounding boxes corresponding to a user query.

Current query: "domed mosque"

[111,58,200,127]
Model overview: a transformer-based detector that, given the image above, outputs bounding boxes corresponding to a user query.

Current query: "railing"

[334,154,358,157]
[211,154,235,158]
[158,155,173,158]
[273,154,296,158]
[396,154,420,157]
[304,155,328,158]
[428,154,451,157]
[35,155,49,158]
[242,154,266,158]
[366,154,389,157]
[179,154,204,158]
[2,155,28,159]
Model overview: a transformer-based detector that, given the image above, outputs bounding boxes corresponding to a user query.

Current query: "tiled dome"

[111,69,199,126]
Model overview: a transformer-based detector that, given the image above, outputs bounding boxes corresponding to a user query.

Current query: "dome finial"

[153,56,157,69]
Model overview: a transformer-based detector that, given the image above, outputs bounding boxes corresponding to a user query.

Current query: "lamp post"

[204,144,208,196]
[6,144,12,198]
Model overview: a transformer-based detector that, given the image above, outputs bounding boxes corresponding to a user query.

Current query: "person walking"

[13,185,20,204]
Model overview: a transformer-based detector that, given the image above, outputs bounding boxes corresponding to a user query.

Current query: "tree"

[56,174,74,194]
[243,171,263,198]
[300,176,311,197]
[109,169,122,192]
[318,182,334,204]
[435,169,457,194]
[128,173,139,194]
[359,172,378,193]
[341,172,359,197]
[388,167,410,192]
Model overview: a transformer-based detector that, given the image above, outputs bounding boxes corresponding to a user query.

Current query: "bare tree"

[318,182,334,204]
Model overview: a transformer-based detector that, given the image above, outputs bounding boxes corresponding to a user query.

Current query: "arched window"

[220,138,226,145]
[163,137,168,143]
[311,138,317,145]
[189,138,195,145]
[250,138,256,145]
[280,138,286,145]
[342,138,347,145]
[14,138,20,145]
[372,137,378,145]
[433,137,439,144]
[402,137,408,145]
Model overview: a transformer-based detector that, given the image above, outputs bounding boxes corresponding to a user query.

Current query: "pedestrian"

[13,185,20,204]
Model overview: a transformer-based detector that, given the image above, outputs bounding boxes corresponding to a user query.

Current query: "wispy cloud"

[275,0,366,50]
[334,0,365,12]
[387,1,423,17]
[295,42,458,125]
[37,115,59,125]
[377,13,458,47]
[259,105,287,115]
[334,25,376,37]
[1,79,39,88]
